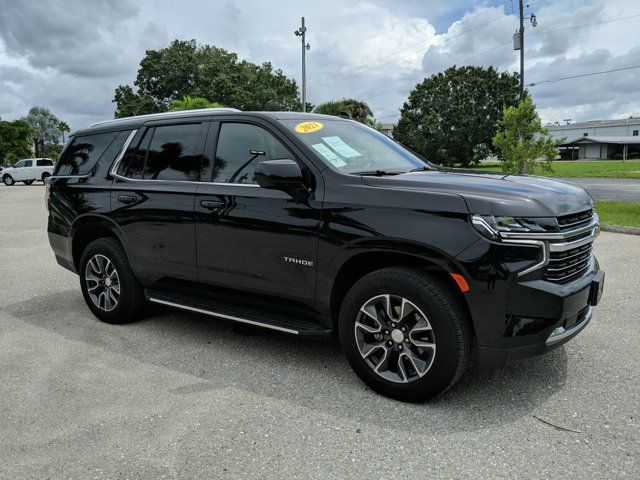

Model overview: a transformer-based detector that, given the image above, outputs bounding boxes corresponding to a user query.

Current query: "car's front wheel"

[79,237,146,324]
[3,174,14,186]
[339,267,471,402]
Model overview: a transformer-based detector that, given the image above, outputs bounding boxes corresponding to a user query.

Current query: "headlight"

[471,215,557,240]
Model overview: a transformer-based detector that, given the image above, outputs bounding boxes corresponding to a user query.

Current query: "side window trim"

[109,129,141,181]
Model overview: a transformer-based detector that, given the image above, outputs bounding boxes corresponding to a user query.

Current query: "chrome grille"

[544,241,593,283]
[557,209,594,231]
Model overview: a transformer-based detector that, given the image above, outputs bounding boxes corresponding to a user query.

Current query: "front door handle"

[118,194,138,204]
[200,199,225,210]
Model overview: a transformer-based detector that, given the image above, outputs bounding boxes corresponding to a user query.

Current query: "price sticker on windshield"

[294,121,324,133]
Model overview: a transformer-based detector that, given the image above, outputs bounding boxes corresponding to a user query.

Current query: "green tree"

[492,97,560,175]
[22,107,61,157]
[314,98,376,125]
[113,39,303,117]
[169,95,223,111]
[113,85,165,118]
[58,121,71,144]
[393,66,521,167]
[0,118,32,166]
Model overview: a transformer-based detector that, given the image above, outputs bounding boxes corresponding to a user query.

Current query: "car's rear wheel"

[3,174,14,186]
[79,237,146,324]
[339,267,471,402]
[23,179,34,185]
[41,172,51,182]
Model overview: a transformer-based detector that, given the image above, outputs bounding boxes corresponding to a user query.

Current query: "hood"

[361,170,594,217]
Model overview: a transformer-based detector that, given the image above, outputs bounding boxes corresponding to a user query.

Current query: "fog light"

[548,326,566,339]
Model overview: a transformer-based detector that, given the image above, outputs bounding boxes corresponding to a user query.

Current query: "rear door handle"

[200,200,225,210]
[118,194,138,204]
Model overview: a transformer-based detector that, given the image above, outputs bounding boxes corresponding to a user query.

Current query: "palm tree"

[314,98,374,124]
[58,121,70,144]
[169,95,224,111]
[22,107,60,157]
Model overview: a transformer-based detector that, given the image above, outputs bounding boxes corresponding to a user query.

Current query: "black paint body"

[48,111,603,368]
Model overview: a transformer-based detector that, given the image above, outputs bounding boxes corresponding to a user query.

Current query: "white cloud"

[0,0,638,130]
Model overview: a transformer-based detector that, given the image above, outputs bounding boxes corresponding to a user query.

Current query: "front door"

[12,159,33,180]
[110,121,208,285]
[195,120,323,306]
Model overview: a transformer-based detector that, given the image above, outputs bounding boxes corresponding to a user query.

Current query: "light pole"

[294,17,310,112]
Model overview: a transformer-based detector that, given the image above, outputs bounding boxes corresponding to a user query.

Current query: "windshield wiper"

[407,166,432,173]
[352,170,401,176]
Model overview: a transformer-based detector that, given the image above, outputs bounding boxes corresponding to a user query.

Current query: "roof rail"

[90,107,242,127]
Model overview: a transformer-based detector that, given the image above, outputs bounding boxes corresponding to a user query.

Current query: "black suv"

[47,108,604,401]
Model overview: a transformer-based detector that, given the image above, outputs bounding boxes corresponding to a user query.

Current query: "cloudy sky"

[0,0,638,131]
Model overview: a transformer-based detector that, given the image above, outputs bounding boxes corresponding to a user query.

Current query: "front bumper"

[457,210,605,369]
[471,261,604,369]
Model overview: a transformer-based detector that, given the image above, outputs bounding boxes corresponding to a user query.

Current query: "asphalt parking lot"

[559,177,640,202]
[1,184,638,479]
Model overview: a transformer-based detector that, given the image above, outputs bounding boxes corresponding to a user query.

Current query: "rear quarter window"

[54,131,123,176]
[37,159,54,166]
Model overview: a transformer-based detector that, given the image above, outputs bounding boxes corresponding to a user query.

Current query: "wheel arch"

[327,247,475,338]
[70,215,130,271]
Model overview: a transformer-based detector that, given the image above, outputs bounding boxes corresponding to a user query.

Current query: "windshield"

[282,119,428,174]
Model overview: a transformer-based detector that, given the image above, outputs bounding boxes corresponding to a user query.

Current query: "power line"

[527,13,640,37]
[310,8,511,89]
[527,64,640,86]
[525,0,546,8]
[360,12,640,104]
[359,39,512,102]
[377,113,401,120]
[363,12,640,120]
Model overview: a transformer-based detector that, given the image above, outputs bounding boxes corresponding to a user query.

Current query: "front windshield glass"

[282,119,428,174]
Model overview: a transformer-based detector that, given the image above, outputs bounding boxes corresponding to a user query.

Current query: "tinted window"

[120,129,151,179]
[214,123,291,184]
[143,124,203,181]
[14,160,27,168]
[24,160,33,167]
[37,159,53,166]
[55,132,119,176]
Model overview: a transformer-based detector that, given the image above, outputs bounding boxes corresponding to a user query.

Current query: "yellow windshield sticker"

[294,121,324,133]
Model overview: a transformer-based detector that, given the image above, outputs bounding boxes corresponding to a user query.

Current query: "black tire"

[339,267,471,402]
[23,180,34,185]
[79,237,146,324]
[41,172,51,182]
[3,174,14,186]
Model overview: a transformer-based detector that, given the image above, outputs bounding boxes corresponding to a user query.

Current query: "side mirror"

[254,159,304,191]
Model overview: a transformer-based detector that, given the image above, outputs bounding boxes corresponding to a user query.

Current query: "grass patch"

[596,201,640,227]
[461,160,640,179]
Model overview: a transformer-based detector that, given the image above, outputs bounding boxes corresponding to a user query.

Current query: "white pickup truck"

[2,158,55,186]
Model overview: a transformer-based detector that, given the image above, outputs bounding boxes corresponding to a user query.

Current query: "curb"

[601,224,640,235]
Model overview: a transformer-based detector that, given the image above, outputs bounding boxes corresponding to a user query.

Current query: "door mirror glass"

[254,159,303,191]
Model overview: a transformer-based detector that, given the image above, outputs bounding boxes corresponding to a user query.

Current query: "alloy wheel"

[84,254,120,312]
[354,294,436,383]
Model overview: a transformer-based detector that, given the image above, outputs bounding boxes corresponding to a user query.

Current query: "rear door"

[194,117,324,305]
[111,119,209,285]
[36,159,53,179]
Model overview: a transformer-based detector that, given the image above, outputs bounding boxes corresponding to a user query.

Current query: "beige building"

[547,118,640,160]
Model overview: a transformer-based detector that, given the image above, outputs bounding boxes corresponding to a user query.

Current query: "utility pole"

[518,0,525,100]
[514,2,537,100]
[294,17,310,112]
